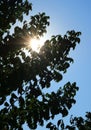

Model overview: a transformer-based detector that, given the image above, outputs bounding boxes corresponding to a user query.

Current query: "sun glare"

[30,38,44,53]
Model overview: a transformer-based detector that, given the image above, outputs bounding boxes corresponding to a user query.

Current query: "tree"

[46,112,91,130]
[0,0,90,130]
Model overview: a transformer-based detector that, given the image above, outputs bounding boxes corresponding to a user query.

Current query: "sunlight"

[29,37,45,53]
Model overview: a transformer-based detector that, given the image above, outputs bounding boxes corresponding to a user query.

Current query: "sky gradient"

[24,0,91,129]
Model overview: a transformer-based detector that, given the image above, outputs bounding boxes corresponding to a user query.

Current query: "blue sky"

[24,0,91,129]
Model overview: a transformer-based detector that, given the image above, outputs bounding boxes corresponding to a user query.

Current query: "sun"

[29,37,44,52]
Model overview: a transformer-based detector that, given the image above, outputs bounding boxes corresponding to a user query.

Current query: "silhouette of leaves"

[0,1,87,130]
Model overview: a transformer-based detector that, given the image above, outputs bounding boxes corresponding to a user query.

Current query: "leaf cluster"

[0,0,32,39]
[0,0,83,130]
[46,112,91,130]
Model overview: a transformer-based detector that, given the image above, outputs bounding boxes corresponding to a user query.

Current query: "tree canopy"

[0,0,90,130]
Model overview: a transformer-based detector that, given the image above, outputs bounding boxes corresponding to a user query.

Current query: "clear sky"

[24,0,91,129]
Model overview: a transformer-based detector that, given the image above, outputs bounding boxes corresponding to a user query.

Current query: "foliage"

[0,0,89,130]
[46,112,91,130]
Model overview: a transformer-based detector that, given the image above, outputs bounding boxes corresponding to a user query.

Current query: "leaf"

[66,125,75,130]
[0,97,6,105]
[4,102,9,107]
[57,119,62,127]
[62,107,68,117]
[54,70,63,82]
[39,119,44,126]
[64,62,70,69]
[10,97,14,106]
[19,15,23,22]
[11,93,17,99]
[76,38,80,43]
[19,96,24,107]
[46,122,52,128]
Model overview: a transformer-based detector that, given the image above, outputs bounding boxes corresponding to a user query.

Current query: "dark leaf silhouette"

[0,0,90,130]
